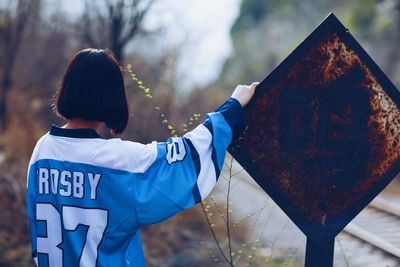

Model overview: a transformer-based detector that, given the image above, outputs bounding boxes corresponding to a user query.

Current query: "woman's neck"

[64,118,101,132]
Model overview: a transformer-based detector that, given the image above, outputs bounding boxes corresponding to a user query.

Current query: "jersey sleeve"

[133,98,245,225]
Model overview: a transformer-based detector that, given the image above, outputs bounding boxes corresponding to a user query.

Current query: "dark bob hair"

[53,48,128,134]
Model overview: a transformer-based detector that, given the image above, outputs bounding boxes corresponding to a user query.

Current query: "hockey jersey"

[26,98,245,267]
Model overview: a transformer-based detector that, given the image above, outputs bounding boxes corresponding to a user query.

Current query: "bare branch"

[79,0,156,60]
[226,156,234,266]
[0,0,41,131]
[93,1,107,30]
[119,0,155,47]
[200,201,231,265]
[81,14,99,46]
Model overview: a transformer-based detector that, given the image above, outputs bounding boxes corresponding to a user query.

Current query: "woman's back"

[26,48,257,267]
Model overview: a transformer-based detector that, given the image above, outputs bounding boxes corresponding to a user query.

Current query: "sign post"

[305,237,335,267]
[230,13,400,266]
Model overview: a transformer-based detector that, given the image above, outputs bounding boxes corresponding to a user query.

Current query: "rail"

[230,171,400,261]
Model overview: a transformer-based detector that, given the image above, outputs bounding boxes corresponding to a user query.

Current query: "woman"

[26,48,258,267]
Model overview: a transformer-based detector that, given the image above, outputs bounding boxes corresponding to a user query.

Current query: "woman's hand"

[231,82,259,108]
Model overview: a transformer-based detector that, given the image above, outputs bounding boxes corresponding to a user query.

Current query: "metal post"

[305,236,335,267]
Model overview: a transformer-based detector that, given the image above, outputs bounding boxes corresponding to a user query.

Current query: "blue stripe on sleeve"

[184,138,200,177]
[206,113,232,173]
[202,98,245,179]
[214,97,246,139]
[184,138,202,203]
[212,147,221,179]
[202,119,221,178]
[203,116,213,134]
[192,183,202,203]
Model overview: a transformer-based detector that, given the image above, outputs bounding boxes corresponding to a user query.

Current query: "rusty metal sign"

[229,13,400,266]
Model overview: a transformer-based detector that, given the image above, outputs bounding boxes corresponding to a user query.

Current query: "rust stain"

[234,32,400,226]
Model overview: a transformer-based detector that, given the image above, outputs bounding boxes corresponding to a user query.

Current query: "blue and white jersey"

[26,98,245,267]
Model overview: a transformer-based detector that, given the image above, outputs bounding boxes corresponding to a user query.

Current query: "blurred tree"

[0,0,41,132]
[218,0,391,91]
[80,0,156,61]
[348,0,378,30]
[378,0,400,79]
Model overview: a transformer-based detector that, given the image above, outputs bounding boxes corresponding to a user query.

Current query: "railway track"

[220,157,400,265]
[341,197,400,266]
[229,174,400,265]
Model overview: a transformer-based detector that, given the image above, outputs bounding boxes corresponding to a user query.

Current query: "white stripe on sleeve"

[184,124,217,199]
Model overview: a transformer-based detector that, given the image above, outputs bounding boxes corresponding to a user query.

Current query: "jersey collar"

[49,125,103,139]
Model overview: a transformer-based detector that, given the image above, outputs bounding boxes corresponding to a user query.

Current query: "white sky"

[57,0,241,91]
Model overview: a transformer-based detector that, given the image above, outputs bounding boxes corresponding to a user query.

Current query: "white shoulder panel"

[31,134,158,174]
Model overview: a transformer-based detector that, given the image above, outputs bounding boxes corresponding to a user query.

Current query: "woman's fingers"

[231,82,259,107]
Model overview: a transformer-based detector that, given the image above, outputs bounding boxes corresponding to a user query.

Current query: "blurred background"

[1,0,400,266]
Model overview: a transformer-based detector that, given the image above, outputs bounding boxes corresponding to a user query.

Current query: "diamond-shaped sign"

[229,13,400,265]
